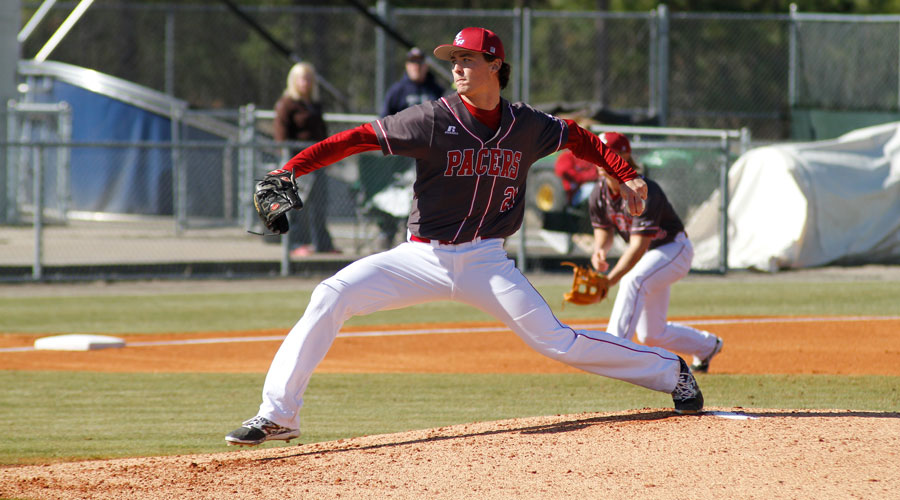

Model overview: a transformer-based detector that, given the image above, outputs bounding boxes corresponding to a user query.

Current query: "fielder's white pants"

[259,237,683,429]
[607,232,718,358]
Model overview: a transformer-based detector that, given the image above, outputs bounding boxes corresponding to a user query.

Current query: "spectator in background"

[382,47,446,116]
[555,149,600,206]
[370,47,447,250]
[554,116,601,206]
[273,62,338,257]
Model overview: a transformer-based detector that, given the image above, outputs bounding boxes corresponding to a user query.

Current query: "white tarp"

[686,122,900,271]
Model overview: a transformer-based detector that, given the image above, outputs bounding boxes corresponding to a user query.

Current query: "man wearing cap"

[226,27,704,447]
[382,47,446,117]
[589,132,724,375]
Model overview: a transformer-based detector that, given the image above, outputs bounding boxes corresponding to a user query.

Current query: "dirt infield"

[2,316,899,499]
[1,316,899,375]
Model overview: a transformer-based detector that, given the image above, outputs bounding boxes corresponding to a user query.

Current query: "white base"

[34,334,126,351]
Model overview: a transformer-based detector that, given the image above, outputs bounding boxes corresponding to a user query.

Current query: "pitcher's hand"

[620,177,648,215]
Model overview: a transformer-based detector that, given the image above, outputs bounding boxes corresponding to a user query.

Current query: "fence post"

[739,126,751,155]
[56,102,71,223]
[655,4,670,126]
[511,7,522,102]
[32,139,43,281]
[165,7,175,97]
[718,133,730,274]
[375,0,389,114]
[279,147,290,277]
[517,7,532,273]
[788,3,798,109]
[171,104,186,235]
[238,104,256,232]
[223,140,235,221]
[4,100,19,223]
[649,7,658,118]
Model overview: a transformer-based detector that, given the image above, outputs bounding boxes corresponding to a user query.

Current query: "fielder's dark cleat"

[672,357,704,414]
[691,336,724,374]
[225,416,300,446]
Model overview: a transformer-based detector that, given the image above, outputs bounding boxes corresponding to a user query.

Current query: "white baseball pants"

[607,232,718,358]
[259,237,682,429]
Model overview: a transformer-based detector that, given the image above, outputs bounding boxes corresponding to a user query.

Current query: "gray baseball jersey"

[589,176,684,250]
[372,93,568,243]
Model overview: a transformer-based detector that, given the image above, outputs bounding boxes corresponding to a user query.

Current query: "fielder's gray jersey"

[372,93,568,242]
[589,176,685,250]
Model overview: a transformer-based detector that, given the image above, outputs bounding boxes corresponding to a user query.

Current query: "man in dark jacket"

[382,47,446,116]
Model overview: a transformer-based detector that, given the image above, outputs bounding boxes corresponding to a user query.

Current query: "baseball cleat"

[671,357,704,414]
[225,416,300,446]
[691,336,724,373]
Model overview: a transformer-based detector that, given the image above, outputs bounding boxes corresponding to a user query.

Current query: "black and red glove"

[252,170,304,235]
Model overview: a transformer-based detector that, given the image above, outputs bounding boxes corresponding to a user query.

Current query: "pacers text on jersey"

[444,148,522,179]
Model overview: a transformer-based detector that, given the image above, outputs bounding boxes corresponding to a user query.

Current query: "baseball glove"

[253,170,304,235]
[561,261,610,306]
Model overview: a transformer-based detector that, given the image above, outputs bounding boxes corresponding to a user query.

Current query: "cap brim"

[433,45,490,62]
[432,44,457,61]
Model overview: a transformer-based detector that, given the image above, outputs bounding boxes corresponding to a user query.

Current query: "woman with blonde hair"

[284,62,320,102]
[273,62,337,256]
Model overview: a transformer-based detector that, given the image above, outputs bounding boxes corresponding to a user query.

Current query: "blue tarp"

[51,81,174,215]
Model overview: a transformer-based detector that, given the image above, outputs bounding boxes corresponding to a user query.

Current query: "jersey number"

[500,187,518,212]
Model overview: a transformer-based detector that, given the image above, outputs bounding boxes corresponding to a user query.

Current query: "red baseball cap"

[433,27,505,62]
[599,132,631,155]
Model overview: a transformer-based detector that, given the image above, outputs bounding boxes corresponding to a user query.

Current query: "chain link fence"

[5,3,898,280]
[1,109,744,281]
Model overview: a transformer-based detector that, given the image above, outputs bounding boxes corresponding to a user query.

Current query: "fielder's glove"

[253,170,304,235]
[561,261,610,306]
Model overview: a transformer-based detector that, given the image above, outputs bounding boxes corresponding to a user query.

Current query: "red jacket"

[554,150,599,203]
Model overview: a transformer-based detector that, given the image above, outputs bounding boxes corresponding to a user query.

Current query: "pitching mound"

[3,407,898,499]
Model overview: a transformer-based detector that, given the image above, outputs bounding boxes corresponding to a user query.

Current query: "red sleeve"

[563,120,637,183]
[269,123,381,176]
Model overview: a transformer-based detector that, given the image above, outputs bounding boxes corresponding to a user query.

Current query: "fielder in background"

[226,27,704,447]
[589,132,724,373]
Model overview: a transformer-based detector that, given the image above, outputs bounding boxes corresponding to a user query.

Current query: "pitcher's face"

[450,50,498,98]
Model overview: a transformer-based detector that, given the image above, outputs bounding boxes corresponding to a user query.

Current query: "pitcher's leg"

[258,283,344,429]
[258,243,451,428]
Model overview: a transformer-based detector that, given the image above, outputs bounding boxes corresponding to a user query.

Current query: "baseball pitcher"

[228,27,703,446]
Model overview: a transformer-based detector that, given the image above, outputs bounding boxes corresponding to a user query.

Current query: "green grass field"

[1,279,898,334]
[1,273,898,465]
